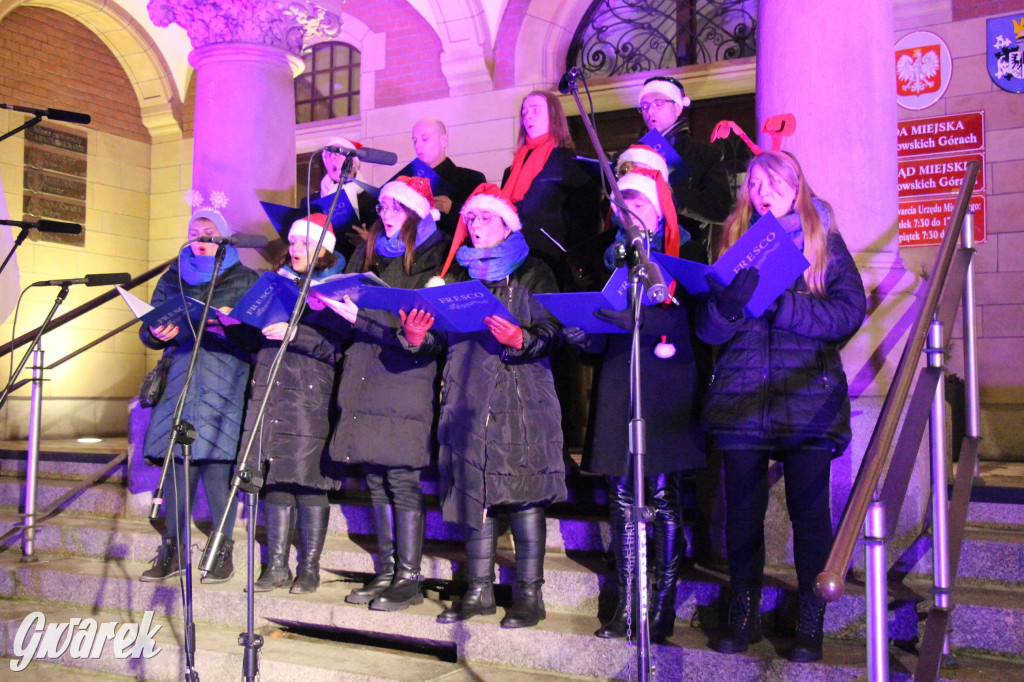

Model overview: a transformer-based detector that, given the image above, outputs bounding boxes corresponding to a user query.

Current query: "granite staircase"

[0,439,1021,681]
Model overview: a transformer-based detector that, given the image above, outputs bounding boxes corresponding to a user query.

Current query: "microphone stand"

[0,113,42,145]
[563,71,658,680]
[149,242,230,682]
[200,174,342,682]
[0,226,30,277]
[0,283,69,410]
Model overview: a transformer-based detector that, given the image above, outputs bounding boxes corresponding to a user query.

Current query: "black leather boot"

[437,517,497,623]
[787,590,826,662]
[253,504,294,592]
[346,504,395,604]
[290,505,330,594]
[201,538,235,584]
[596,477,634,639]
[370,508,425,610]
[714,588,762,653]
[140,536,187,582]
[501,506,547,629]
[649,472,683,643]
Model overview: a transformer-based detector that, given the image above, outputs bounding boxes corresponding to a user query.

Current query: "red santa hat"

[638,75,691,109]
[325,136,362,152]
[616,144,670,183]
[379,175,441,222]
[288,212,336,253]
[616,167,679,260]
[436,183,521,281]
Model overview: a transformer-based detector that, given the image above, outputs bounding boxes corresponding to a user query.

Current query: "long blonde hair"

[717,151,830,296]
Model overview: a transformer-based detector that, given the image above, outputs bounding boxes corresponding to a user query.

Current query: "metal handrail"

[815,161,982,601]
[0,258,173,359]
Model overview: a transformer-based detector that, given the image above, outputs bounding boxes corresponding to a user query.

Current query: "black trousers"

[364,464,423,512]
[719,436,835,593]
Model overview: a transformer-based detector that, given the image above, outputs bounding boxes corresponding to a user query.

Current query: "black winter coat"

[236,302,345,490]
[141,257,258,463]
[662,120,734,243]
[392,158,486,237]
[697,230,866,452]
[327,231,449,469]
[412,257,567,529]
[501,147,600,285]
[581,296,706,478]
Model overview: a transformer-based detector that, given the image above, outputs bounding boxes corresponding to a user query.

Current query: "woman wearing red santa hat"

[317,176,451,612]
[403,183,566,629]
[566,162,706,643]
[238,211,347,595]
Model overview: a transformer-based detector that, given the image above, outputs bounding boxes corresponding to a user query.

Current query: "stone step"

[0,477,128,517]
[0,600,613,681]
[1,548,1022,665]
[0,557,1019,681]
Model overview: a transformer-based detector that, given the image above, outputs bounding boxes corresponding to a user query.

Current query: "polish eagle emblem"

[897,48,941,94]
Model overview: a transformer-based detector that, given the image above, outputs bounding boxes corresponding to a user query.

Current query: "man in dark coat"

[389,118,486,237]
[637,76,734,258]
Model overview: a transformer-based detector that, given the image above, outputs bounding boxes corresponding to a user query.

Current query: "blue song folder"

[652,212,810,317]
[357,279,519,333]
[638,129,691,185]
[535,262,665,334]
[229,271,387,328]
[117,286,208,336]
[390,158,455,198]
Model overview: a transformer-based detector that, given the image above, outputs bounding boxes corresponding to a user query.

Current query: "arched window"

[295,42,360,123]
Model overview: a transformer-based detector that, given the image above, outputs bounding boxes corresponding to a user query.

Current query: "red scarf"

[502,133,556,204]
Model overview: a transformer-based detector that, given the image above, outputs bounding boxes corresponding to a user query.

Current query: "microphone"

[0,218,83,234]
[34,272,131,287]
[558,68,580,95]
[622,223,669,303]
[0,103,91,125]
[323,144,398,166]
[195,233,269,248]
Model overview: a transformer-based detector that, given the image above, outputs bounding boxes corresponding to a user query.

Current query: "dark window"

[295,42,360,124]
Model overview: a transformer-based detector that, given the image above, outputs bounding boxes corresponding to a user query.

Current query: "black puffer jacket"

[141,257,258,463]
[412,257,567,529]
[327,231,449,469]
[697,230,866,452]
[236,303,344,490]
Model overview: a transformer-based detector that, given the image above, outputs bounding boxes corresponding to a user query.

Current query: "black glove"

[706,267,759,321]
[563,326,589,346]
[594,305,644,332]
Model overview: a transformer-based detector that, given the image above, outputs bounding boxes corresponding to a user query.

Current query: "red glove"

[484,315,523,349]
[400,308,434,346]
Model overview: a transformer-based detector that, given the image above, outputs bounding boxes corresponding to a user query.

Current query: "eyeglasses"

[376,202,404,216]
[637,99,671,113]
[462,212,496,226]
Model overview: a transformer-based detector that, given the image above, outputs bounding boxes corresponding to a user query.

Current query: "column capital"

[147,0,341,55]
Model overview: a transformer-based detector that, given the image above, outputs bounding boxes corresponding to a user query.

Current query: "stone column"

[148,0,341,266]
[744,0,926,571]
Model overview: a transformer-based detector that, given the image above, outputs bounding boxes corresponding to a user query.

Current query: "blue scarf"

[178,245,240,285]
[603,216,689,270]
[278,257,346,284]
[456,230,529,281]
[375,214,439,258]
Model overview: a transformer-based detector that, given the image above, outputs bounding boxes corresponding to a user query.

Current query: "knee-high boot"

[371,508,425,610]
[649,472,683,643]
[437,516,497,623]
[253,504,294,592]
[596,477,634,638]
[290,505,330,594]
[346,504,395,604]
[501,506,547,629]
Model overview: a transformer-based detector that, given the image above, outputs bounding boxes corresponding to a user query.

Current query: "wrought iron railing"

[566,0,757,78]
